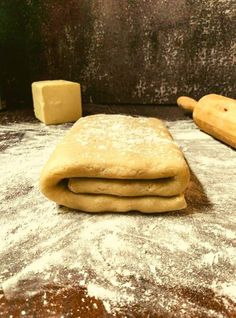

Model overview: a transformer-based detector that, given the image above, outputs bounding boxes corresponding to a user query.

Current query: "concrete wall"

[1,0,236,107]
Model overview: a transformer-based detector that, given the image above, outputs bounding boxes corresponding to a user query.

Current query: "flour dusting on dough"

[75,114,180,158]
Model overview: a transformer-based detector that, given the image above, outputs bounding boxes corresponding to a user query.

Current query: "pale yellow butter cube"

[32,80,82,125]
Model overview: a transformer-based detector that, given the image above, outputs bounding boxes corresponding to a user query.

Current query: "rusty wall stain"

[1,0,236,107]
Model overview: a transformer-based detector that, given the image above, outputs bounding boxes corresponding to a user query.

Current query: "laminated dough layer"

[40,114,190,213]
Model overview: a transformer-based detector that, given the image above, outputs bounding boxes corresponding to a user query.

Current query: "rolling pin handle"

[177,96,198,114]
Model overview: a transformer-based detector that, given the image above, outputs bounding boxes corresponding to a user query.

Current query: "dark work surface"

[0,104,185,124]
[0,106,236,317]
[1,0,236,107]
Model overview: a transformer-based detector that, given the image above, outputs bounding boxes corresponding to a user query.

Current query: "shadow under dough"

[184,168,212,214]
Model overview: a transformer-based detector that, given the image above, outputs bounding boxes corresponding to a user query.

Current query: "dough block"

[193,94,236,149]
[32,80,82,125]
[40,114,190,213]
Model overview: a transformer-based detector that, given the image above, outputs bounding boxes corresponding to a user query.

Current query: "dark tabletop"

[0,105,236,318]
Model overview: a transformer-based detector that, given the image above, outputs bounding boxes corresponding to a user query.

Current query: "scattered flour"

[0,118,236,316]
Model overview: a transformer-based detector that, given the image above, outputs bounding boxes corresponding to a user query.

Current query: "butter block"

[32,80,82,125]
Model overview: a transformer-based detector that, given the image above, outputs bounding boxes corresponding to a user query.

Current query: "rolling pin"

[177,94,236,149]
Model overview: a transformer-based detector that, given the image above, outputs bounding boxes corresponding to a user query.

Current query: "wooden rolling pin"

[177,94,236,149]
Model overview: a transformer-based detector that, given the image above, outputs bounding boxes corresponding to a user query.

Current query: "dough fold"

[40,114,190,213]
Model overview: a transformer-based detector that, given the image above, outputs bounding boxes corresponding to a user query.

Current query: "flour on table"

[0,119,236,317]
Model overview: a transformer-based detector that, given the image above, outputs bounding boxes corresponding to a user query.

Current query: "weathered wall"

[1,0,236,107]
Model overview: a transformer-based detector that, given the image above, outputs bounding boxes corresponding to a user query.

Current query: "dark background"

[1,0,236,108]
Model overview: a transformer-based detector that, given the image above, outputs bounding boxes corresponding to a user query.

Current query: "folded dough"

[40,114,190,213]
